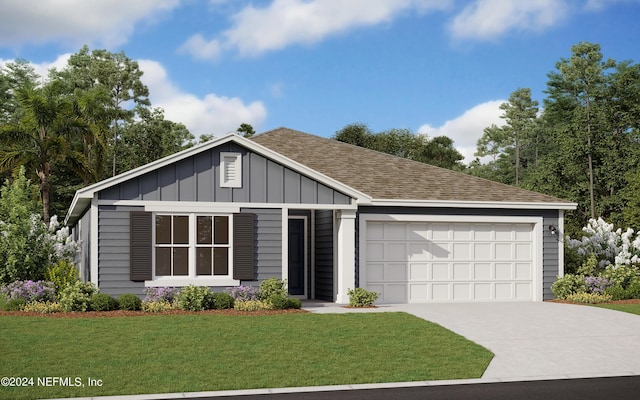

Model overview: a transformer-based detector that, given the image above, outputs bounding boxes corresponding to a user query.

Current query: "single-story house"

[65,127,577,304]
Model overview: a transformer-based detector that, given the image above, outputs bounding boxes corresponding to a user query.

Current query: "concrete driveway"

[305,301,640,381]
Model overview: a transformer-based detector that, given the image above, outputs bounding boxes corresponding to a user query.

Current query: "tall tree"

[237,123,255,138]
[54,45,151,177]
[545,42,615,219]
[0,81,92,223]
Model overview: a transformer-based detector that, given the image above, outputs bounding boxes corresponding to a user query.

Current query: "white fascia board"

[97,199,358,211]
[367,198,578,210]
[65,133,369,225]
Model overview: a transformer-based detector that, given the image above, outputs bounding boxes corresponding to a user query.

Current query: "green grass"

[0,312,492,399]
[594,303,640,316]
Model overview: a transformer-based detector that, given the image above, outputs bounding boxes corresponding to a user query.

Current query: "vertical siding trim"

[130,211,153,281]
[233,213,256,280]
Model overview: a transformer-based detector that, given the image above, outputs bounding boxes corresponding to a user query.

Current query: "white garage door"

[363,221,535,303]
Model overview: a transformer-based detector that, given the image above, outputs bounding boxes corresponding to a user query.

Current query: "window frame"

[149,212,238,286]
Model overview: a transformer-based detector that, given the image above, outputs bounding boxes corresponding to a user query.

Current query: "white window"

[153,213,232,280]
[220,152,242,188]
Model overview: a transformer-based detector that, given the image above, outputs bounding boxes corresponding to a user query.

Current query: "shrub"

[234,300,273,311]
[176,285,212,311]
[0,280,56,303]
[551,274,586,299]
[286,297,302,309]
[4,298,26,311]
[142,300,176,313]
[90,293,119,311]
[601,265,640,289]
[260,278,288,301]
[227,285,261,301]
[577,254,599,276]
[210,292,234,310]
[22,301,62,313]
[143,287,178,303]
[347,287,379,307]
[118,294,142,311]
[266,294,289,310]
[565,292,612,304]
[45,260,79,293]
[605,285,628,301]
[585,276,613,294]
[625,279,640,299]
[58,281,98,312]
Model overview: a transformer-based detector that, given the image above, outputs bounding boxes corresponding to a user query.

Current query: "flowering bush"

[565,292,612,304]
[143,287,178,303]
[176,285,213,311]
[45,260,79,292]
[58,281,98,312]
[233,299,273,311]
[226,285,261,301]
[22,301,63,313]
[566,218,622,269]
[142,300,176,312]
[0,280,56,303]
[551,274,586,299]
[259,278,288,301]
[585,276,613,294]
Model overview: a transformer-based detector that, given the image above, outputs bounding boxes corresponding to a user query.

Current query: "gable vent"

[220,152,242,188]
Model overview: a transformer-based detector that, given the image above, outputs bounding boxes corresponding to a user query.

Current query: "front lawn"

[0,312,492,399]
[594,303,640,316]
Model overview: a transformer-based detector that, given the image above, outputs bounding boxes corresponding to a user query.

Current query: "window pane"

[173,248,189,275]
[197,216,212,244]
[196,248,212,275]
[173,216,189,245]
[156,215,171,244]
[214,216,229,244]
[214,248,229,275]
[156,248,171,275]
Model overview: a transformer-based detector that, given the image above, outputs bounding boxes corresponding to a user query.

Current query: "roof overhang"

[364,198,578,210]
[64,133,371,226]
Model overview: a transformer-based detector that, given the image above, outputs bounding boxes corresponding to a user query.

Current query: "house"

[65,127,577,304]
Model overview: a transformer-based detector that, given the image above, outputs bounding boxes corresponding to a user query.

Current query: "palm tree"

[0,81,94,223]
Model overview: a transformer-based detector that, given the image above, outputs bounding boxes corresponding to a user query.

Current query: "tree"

[0,81,92,223]
[545,42,615,219]
[499,88,539,185]
[54,45,151,177]
[119,108,195,171]
[334,123,374,148]
[237,123,255,138]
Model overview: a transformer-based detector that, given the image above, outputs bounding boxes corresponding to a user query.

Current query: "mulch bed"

[0,308,308,318]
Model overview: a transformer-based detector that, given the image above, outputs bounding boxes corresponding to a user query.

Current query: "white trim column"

[90,196,99,287]
[335,210,356,304]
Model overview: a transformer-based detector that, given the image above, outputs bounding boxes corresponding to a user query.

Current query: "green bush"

[90,293,119,311]
[625,279,640,299]
[210,292,234,310]
[22,301,62,313]
[4,298,26,311]
[286,297,302,309]
[266,294,289,310]
[551,274,586,299]
[347,287,379,307]
[260,278,288,302]
[142,300,176,312]
[118,294,142,311]
[577,254,599,276]
[45,260,79,293]
[58,281,98,312]
[176,285,212,311]
[234,300,273,311]
[605,285,628,301]
[565,292,612,304]
[602,265,640,289]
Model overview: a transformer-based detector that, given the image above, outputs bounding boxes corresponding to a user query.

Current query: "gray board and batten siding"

[98,142,351,205]
[356,206,561,300]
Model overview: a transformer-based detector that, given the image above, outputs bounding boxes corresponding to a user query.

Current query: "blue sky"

[1,0,639,163]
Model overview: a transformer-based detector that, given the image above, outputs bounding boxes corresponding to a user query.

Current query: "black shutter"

[130,211,152,281]
[233,213,255,280]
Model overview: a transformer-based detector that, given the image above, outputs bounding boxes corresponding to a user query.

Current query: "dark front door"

[288,218,305,296]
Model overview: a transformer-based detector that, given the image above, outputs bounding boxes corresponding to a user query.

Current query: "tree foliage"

[334,123,464,170]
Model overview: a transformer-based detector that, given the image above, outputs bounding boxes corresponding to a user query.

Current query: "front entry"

[288,218,306,296]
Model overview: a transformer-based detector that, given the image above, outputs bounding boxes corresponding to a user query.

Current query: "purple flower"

[1,280,56,303]
[226,285,261,301]
[585,276,613,294]
[143,287,178,303]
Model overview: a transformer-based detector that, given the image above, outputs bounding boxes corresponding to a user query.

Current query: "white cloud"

[0,0,180,48]
[448,0,569,40]
[138,60,267,137]
[180,0,451,59]
[418,100,505,164]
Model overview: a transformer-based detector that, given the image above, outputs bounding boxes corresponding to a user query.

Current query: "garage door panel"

[364,220,536,303]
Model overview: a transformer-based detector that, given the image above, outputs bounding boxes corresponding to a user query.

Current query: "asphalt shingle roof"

[252,127,569,204]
